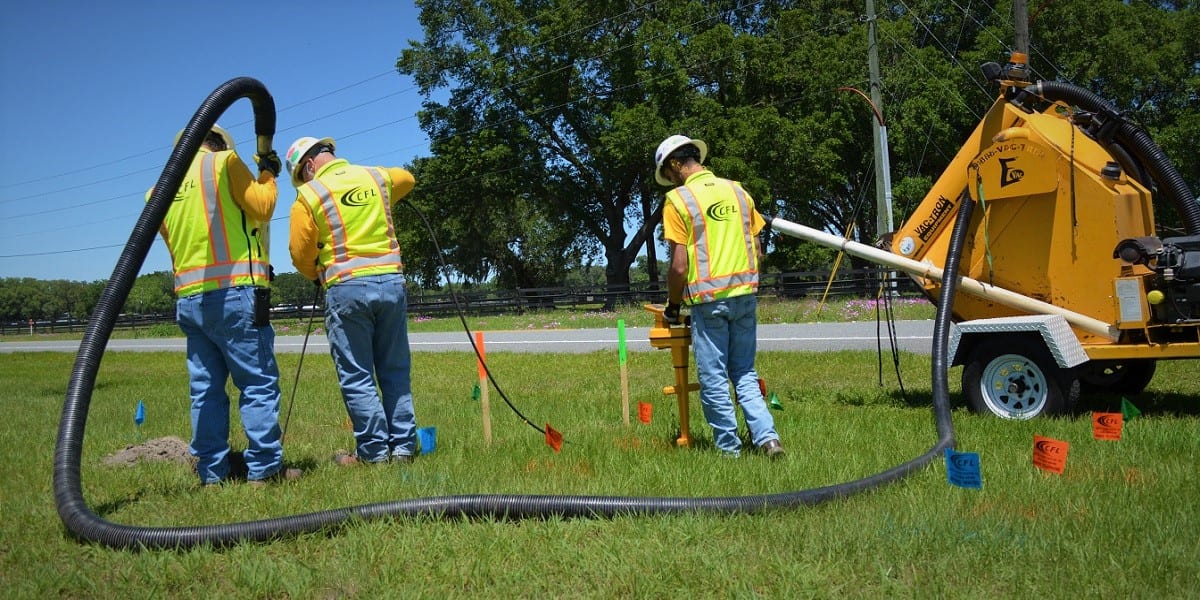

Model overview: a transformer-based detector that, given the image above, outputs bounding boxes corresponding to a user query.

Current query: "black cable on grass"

[400,199,548,438]
[281,284,323,443]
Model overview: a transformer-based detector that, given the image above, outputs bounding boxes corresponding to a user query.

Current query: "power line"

[0,0,592,194]
[0,243,124,259]
[5,1,989,261]
[0,1,604,207]
[0,70,399,192]
[0,79,419,207]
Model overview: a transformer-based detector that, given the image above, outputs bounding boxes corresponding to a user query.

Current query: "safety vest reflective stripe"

[308,177,350,263]
[673,182,759,304]
[364,168,401,255]
[307,166,402,285]
[174,261,269,289]
[200,153,231,263]
[322,255,404,284]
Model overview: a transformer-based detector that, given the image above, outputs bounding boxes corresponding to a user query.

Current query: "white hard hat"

[173,124,236,152]
[285,136,336,187]
[654,135,707,186]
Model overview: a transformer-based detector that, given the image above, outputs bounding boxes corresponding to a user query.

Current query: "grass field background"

[2,304,1198,598]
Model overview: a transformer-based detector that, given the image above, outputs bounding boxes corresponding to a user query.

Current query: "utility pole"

[866,0,894,241]
[865,0,896,294]
[1008,0,1030,81]
[1013,0,1028,57]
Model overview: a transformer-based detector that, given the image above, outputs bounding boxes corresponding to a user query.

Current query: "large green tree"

[397,0,786,289]
[392,0,1011,284]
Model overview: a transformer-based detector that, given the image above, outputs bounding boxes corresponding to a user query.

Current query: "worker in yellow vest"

[656,135,784,459]
[286,136,420,465]
[152,125,301,486]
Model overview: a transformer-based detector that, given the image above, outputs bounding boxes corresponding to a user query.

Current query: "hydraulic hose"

[1031,81,1200,235]
[54,79,961,551]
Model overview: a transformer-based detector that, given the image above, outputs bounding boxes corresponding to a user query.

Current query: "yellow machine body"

[891,95,1198,357]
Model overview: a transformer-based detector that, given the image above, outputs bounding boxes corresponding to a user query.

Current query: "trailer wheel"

[962,336,1079,419]
[1079,360,1157,395]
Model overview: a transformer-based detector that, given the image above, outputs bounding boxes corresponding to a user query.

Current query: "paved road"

[0,320,937,354]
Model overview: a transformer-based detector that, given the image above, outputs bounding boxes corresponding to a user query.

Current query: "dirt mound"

[102,436,193,467]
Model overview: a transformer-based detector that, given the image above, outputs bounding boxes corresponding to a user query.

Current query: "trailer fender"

[949,314,1090,369]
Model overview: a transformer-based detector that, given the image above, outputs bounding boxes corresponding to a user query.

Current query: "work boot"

[761,439,785,459]
[333,452,360,467]
[248,467,303,487]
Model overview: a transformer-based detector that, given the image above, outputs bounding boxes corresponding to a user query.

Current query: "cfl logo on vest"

[340,186,378,207]
[705,201,738,222]
[173,179,196,202]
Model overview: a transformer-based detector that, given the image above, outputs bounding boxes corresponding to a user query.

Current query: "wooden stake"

[475,330,492,446]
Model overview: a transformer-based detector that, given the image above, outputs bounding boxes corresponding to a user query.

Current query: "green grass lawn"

[2,342,1197,598]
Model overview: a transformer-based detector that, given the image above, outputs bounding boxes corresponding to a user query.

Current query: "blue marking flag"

[134,400,146,426]
[945,448,982,489]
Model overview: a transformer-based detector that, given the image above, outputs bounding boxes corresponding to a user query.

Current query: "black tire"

[1078,360,1157,395]
[961,336,1080,419]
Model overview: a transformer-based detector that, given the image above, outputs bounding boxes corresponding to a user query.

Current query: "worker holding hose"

[150,125,301,486]
[286,136,420,466]
[655,135,783,459]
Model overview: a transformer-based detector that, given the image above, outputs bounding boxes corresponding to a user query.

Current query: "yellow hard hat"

[286,136,336,187]
[173,124,236,152]
[654,134,707,186]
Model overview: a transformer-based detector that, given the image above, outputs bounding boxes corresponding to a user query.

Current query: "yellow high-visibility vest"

[666,175,759,305]
[159,150,270,297]
[295,158,403,287]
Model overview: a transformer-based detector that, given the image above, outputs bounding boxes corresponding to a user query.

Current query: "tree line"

[5,1,1196,324]
[0,261,611,324]
[392,0,1197,290]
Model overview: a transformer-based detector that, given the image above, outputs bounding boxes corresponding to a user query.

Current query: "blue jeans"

[176,286,284,484]
[325,273,416,462]
[689,293,779,455]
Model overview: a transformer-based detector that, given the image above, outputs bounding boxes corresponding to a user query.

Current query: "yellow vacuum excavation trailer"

[786,54,1200,419]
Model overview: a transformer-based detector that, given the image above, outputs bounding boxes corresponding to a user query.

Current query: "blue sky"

[0,2,433,282]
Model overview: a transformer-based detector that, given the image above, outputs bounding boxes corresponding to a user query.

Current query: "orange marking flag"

[1032,435,1070,474]
[637,401,652,424]
[474,331,487,381]
[545,423,563,452]
[1092,412,1124,441]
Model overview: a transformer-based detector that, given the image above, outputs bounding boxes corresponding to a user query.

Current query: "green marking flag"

[472,382,481,401]
[768,391,783,411]
[617,319,627,364]
[1121,397,1141,421]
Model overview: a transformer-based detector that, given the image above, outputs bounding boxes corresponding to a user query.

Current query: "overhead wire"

[0,0,649,248]
[890,0,995,107]
[3,0,586,196]
[1,0,788,255]
[947,0,1067,83]
[5,0,1015,262]
[0,70,396,192]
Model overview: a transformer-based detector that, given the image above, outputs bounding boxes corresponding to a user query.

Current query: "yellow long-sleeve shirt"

[146,149,278,227]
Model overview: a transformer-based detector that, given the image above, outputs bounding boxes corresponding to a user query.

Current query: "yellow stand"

[644,304,700,447]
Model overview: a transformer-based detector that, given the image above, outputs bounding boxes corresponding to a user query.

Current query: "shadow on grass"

[1080,391,1200,418]
[92,451,323,518]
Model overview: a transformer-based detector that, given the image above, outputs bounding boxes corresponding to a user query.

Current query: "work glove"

[663,302,683,326]
[254,150,283,177]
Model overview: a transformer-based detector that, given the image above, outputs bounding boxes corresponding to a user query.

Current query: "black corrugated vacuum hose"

[55,79,964,550]
[1032,81,1199,235]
